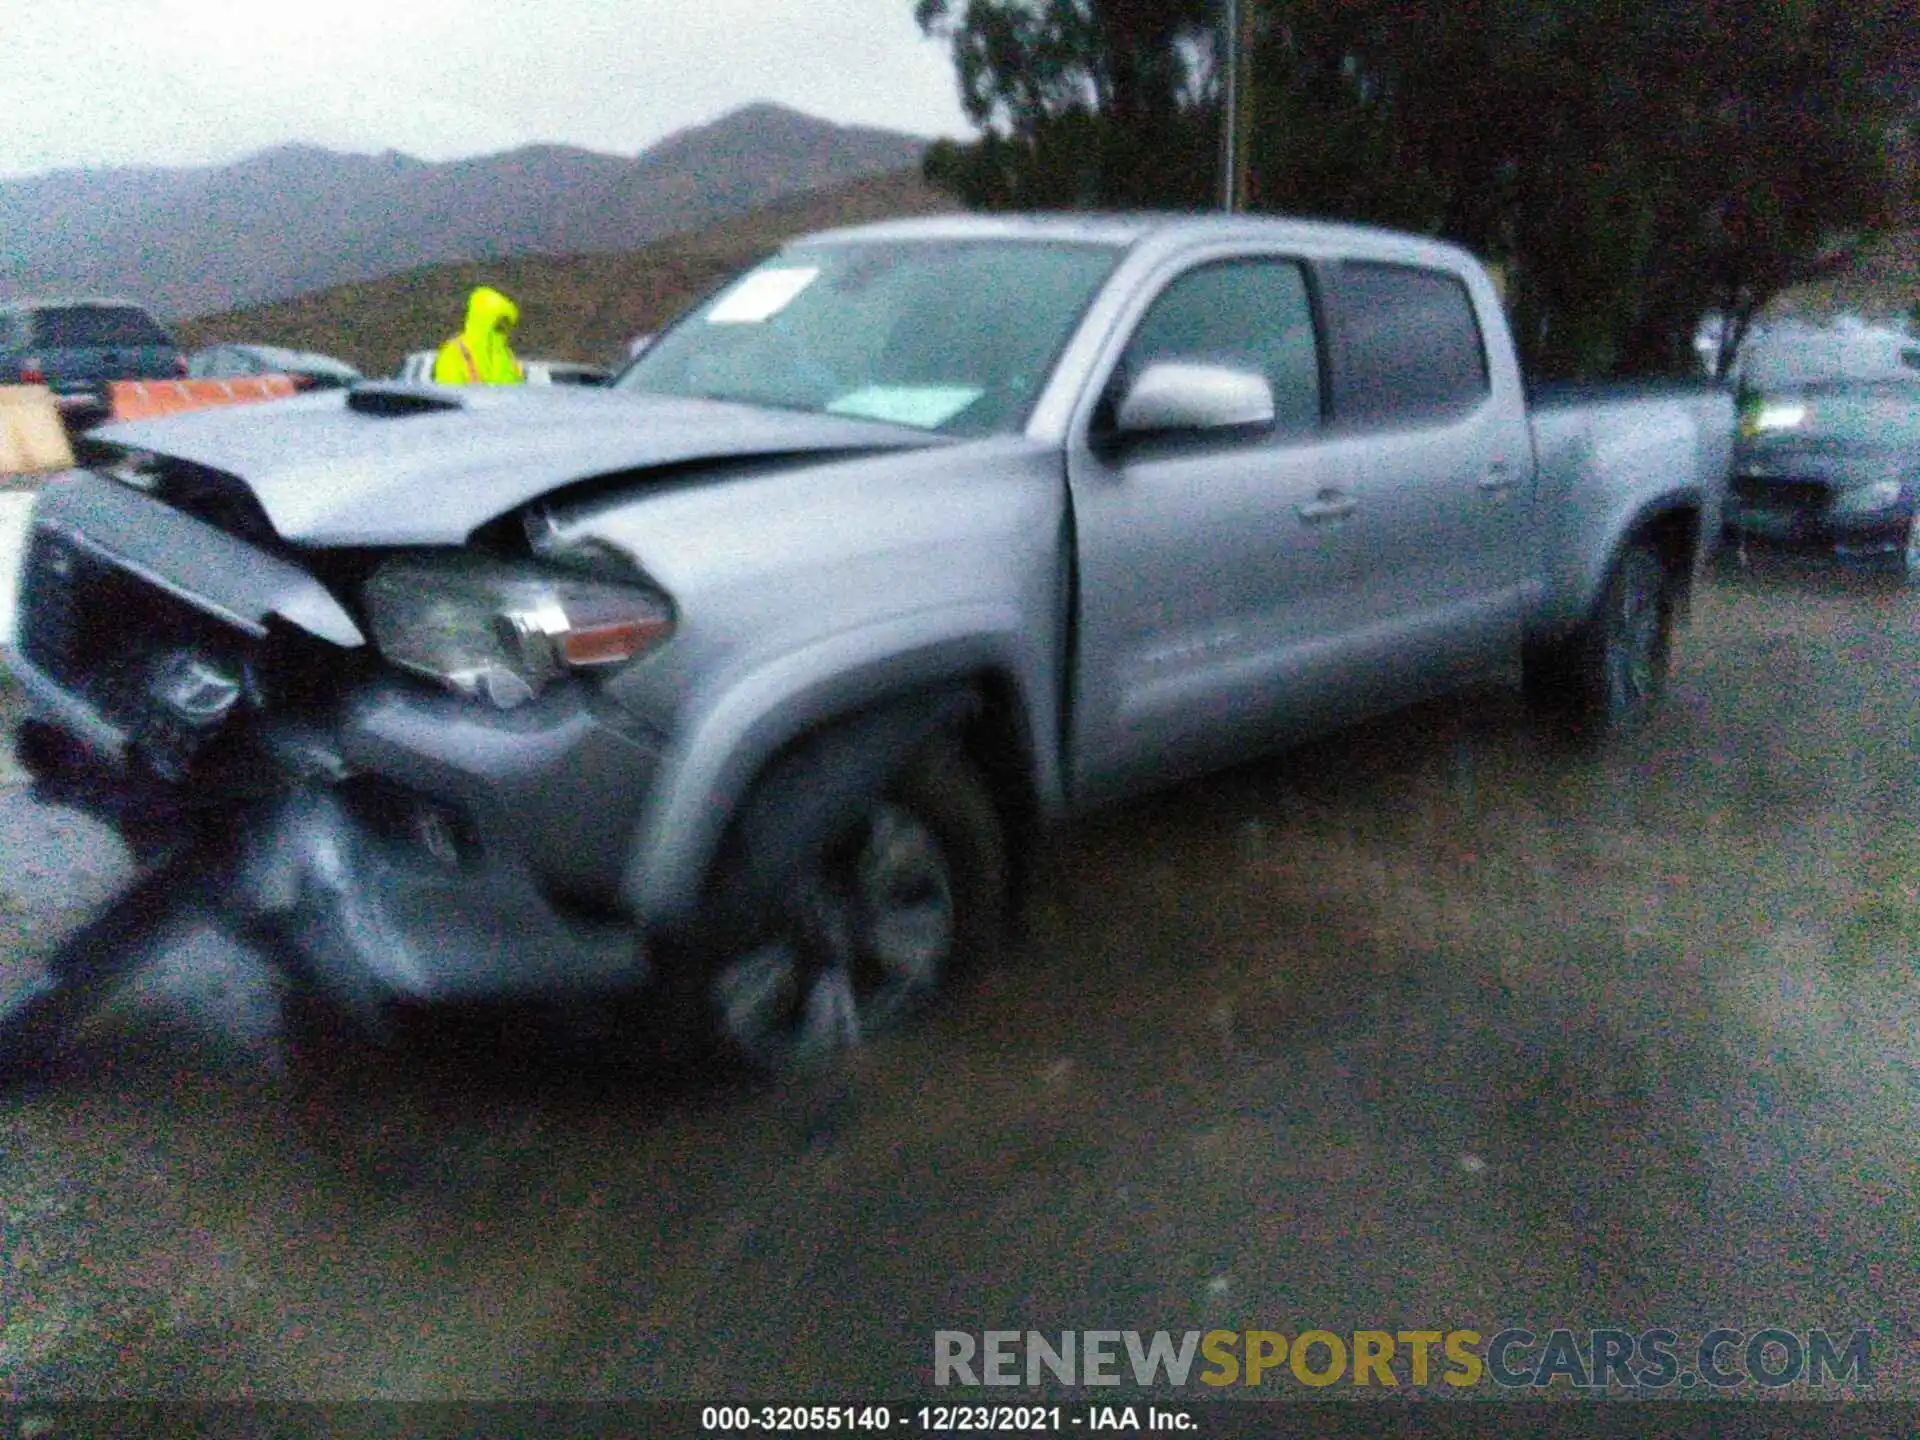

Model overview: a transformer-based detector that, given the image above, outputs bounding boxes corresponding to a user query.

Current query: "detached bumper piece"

[0,855,219,1085]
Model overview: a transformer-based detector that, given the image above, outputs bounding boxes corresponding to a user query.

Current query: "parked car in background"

[393,351,607,386]
[0,298,184,430]
[188,344,362,390]
[1724,375,1920,578]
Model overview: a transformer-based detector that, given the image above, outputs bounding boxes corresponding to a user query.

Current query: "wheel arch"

[623,621,1052,933]
[1543,492,1703,643]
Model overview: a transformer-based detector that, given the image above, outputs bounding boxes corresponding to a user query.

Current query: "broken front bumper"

[10,470,666,1019]
[11,645,660,1023]
[228,782,647,1019]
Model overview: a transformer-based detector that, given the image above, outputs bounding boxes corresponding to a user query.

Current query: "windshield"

[35,305,172,348]
[617,239,1123,436]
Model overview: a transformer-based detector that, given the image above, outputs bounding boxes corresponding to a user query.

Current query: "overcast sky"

[1,0,973,181]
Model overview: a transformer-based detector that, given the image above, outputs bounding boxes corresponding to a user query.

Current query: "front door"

[1066,253,1365,805]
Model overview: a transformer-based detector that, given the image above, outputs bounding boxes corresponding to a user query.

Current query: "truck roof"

[794,210,1482,272]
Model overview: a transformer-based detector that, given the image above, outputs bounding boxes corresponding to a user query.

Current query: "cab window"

[1330,262,1489,427]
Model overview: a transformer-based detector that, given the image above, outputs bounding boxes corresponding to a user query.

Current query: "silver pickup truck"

[3,214,1733,1076]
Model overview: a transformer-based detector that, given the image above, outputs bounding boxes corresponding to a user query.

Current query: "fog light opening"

[413,806,463,869]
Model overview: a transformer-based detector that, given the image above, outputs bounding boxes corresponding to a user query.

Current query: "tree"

[915,0,1223,209]
[916,0,1913,379]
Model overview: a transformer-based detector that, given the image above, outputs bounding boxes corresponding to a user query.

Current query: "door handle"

[1478,462,1516,493]
[1296,490,1357,522]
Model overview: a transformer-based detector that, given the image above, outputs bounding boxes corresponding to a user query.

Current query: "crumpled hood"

[92,383,941,545]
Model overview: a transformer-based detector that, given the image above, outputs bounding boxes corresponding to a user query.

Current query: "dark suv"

[0,298,185,429]
[1725,375,1920,580]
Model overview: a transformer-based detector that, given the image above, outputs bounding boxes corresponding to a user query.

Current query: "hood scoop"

[347,385,465,418]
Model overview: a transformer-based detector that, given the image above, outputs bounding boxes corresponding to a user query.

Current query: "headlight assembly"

[362,553,673,709]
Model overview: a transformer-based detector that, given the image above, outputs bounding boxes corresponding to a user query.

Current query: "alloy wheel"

[711,800,956,1072]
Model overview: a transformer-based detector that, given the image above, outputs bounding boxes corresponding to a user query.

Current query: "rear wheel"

[1525,541,1674,738]
[702,744,1007,1075]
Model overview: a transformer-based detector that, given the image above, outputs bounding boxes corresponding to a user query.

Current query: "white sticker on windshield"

[826,386,984,429]
[706,266,821,325]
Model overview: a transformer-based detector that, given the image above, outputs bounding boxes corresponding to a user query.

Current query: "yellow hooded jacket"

[434,286,525,384]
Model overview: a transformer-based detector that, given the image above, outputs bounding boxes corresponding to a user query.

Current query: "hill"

[176,170,960,375]
[0,104,926,321]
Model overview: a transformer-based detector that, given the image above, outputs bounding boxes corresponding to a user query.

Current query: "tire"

[1524,542,1674,738]
[698,742,1008,1076]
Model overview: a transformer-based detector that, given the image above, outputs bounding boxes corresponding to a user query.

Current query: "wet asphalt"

[0,558,1916,1400]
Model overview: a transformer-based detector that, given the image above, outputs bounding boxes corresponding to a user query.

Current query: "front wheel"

[1524,542,1674,738]
[703,744,1008,1076]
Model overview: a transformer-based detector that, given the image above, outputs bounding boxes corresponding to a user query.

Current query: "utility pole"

[1234,0,1254,212]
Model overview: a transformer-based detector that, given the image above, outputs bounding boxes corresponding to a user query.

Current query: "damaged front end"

[3,463,662,1074]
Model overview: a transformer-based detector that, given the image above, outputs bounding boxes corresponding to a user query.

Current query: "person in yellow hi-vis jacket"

[433,286,526,384]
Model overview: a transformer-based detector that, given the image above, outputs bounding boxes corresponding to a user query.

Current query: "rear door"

[1319,260,1530,705]
[1067,250,1367,803]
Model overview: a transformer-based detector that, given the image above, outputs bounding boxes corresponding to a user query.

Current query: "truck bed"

[1525,380,1735,635]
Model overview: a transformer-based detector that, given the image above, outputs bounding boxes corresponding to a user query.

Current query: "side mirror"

[1113,361,1274,437]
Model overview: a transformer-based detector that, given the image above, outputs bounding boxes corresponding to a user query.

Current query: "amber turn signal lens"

[560,615,673,667]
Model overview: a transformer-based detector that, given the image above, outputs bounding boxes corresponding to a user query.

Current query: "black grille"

[1731,476,1831,511]
[17,529,255,738]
